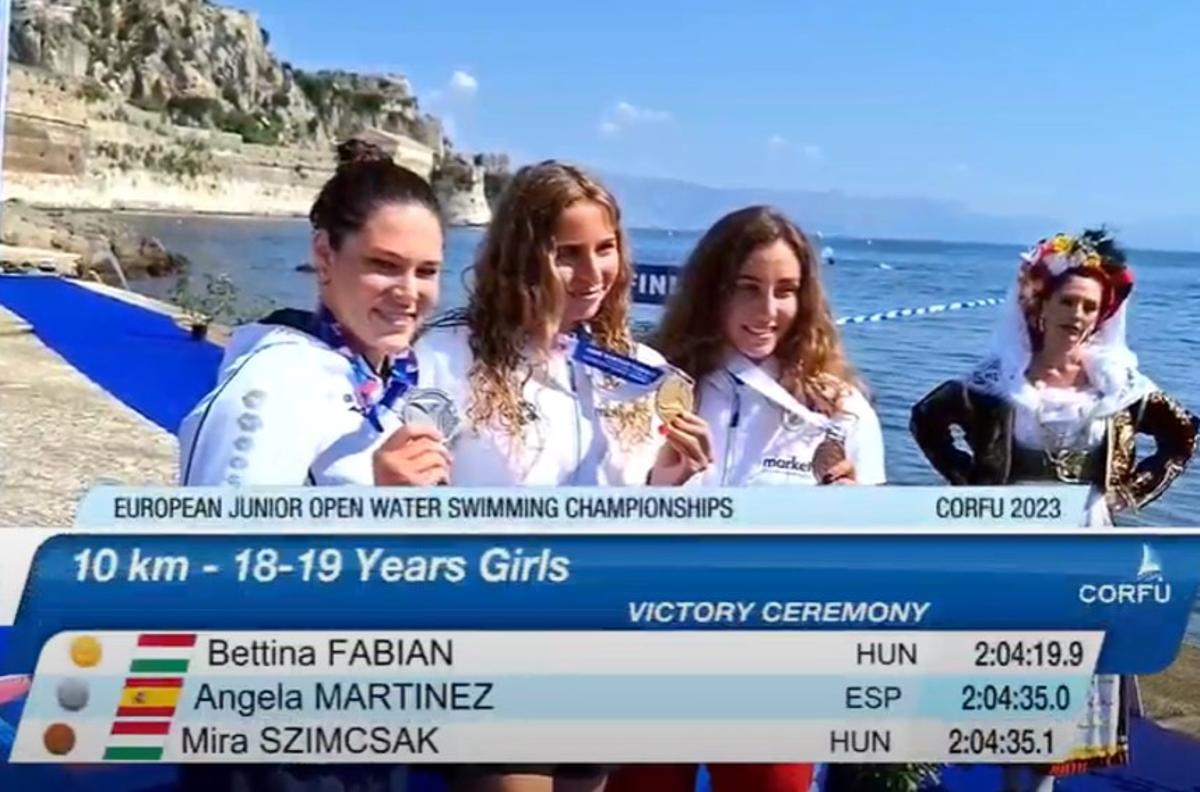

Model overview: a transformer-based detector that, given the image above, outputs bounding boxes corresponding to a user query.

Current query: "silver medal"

[400,388,460,440]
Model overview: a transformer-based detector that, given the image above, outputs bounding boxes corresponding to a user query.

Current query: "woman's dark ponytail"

[308,139,442,248]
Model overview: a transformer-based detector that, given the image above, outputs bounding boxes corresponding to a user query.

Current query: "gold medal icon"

[655,370,695,424]
[69,635,102,668]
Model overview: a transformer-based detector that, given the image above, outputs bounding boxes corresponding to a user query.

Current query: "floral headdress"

[966,226,1155,422]
[1017,228,1134,324]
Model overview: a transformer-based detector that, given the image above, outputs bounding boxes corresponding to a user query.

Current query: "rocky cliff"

[9,0,441,148]
[6,0,504,226]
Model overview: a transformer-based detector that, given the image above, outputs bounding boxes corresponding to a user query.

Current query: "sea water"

[123,214,1200,641]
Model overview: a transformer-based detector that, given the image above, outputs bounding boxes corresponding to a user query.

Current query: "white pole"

[0,0,12,226]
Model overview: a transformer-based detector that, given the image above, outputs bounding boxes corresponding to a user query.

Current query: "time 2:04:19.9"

[974,640,1086,668]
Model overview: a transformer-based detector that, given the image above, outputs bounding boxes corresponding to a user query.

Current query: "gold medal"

[655,371,695,423]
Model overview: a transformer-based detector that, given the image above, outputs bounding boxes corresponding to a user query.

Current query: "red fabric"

[608,763,814,792]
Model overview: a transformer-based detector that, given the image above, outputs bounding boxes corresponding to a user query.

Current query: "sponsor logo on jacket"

[760,456,813,475]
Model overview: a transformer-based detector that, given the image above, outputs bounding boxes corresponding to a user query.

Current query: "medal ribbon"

[559,329,676,400]
[313,305,419,432]
[724,352,832,433]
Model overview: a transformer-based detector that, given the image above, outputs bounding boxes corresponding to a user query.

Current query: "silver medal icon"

[401,388,460,440]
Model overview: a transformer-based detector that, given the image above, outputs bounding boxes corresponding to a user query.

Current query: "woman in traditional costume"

[911,229,1199,790]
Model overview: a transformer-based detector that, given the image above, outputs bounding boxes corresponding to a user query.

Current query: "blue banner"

[4,534,1196,675]
[631,263,679,305]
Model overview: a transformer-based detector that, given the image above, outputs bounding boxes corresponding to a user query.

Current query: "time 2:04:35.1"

[948,728,1056,757]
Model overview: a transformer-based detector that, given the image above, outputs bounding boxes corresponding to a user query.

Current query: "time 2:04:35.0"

[961,684,1072,713]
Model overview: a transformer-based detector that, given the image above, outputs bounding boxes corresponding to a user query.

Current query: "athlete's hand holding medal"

[813,422,856,485]
[372,388,461,486]
[648,370,715,485]
[551,331,713,486]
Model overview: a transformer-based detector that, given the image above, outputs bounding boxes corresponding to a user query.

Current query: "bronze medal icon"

[655,372,695,424]
[43,723,76,756]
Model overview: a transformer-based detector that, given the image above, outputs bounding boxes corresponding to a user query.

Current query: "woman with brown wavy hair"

[656,204,883,488]
[607,205,885,792]
[412,160,713,792]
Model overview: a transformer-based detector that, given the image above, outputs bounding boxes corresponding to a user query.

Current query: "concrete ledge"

[0,244,81,275]
[74,279,232,346]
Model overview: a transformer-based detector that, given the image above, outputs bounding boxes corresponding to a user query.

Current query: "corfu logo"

[1078,542,1170,605]
[1137,543,1163,583]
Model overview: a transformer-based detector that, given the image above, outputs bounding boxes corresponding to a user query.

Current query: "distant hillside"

[1116,216,1200,254]
[601,172,1059,245]
[599,172,1200,252]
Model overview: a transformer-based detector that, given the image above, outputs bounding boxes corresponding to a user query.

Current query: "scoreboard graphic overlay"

[2,486,1197,767]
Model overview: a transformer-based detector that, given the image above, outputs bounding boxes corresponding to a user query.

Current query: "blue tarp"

[0,276,221,434]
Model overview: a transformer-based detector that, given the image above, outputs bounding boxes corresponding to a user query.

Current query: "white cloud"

[449,70,478,96]
[613,100,670,124]
[768,134,787,149]
[802,144,824,161]
[601,100,671,137]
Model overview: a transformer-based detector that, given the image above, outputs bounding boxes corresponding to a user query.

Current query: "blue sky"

[243,0,1198,230]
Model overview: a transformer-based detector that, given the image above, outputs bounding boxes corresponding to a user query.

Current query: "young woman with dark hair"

[180,139,451,489]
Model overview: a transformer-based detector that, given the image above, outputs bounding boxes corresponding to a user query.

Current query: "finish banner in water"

[631,262,679,305]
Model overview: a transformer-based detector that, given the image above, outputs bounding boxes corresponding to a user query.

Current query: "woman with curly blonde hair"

[608,205,885,792]
[413,160,711,493]
[411,161,712,792]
